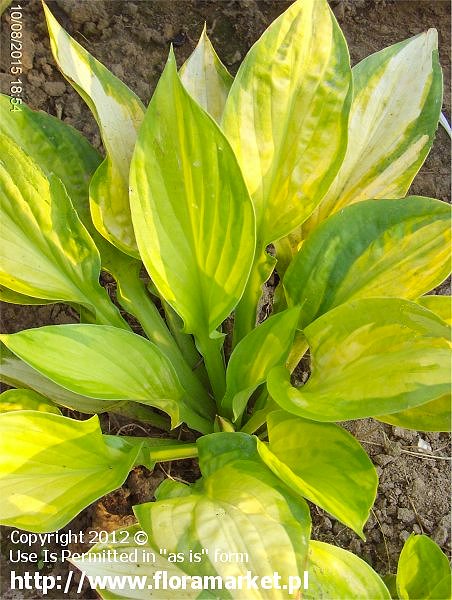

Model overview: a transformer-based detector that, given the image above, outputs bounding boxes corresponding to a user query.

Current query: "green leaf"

[268,298,451,421]
[129,50,255,343]
[180,25,233,123]
[417,295,451,325]
[257,411,378,538]
[0,93,136,281]
[134,433,311,596]
[0,137,125,327]
[0,285,54,305]
[284,198,451,328]
[70,525,199,600]
[221,308,300,421]
[0,412,140,532]
[0,345,122,414]
[0,389,61,414]
[0,346,169,428]
[222,0,352,247]
[376,394,451,432]
[0,325,211,433]
[306,540,391,599]
[396,534,451,600]
[303,29,442,237]
[43,3,145,256]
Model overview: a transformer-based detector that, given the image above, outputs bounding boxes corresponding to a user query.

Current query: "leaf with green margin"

[0,137,125,326]
[284,197,451,329]
[0,346,170,427]
[134,433,311,598]
[396,534,451,600]
[0,93,136,280]
[0,285,54,305]
[302,29,442,238]
[306,540,391,599]
[0,345,124,414]
[70,525,200,600]
[0,325,211,433]
[221,308,300,421]
[417,295,451,325]
[129,50,255,342]
[43,3,145,257]
[257,411,378,538]
[267,298,451,422]
[0,412,140,532]
[222,0,352,247]
[376,394,451,432]
[0,389,61,414]
[180,25,233,123]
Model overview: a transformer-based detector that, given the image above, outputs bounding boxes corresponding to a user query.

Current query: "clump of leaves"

[0,0,450,597]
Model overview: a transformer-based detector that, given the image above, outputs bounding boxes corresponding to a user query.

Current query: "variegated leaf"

[268,298,451,422]
[376,394,451,432]
[180,25,233,123]
[130,50,255,389]
[284,197,451,328]
[43,3,145,256]
[0,389,61,414]
[0,93,136,283]
[222,0,352,247]
[0,137,125,327]
[303,29,442,237]
[0,412,140,532]
[0,325,211,433]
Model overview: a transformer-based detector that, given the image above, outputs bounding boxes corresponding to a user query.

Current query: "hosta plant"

[1,0,451,597]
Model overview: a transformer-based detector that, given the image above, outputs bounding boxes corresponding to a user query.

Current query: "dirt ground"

[0,0,451,598]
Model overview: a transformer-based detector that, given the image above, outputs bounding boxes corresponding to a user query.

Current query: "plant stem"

[196,332,226,405]
[144,443,198,463]
[88,286,131,330]
[240,392,279,434]
[114,264,215,420]
[163,300,209,387]
[232,249,276,347]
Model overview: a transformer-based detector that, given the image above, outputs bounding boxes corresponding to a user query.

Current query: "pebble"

[44,81,67,97]
[397,508,415,523]
[393,427,416,442]
[432,515,451,546]
[399,530,411,542]
[374,454,394,467]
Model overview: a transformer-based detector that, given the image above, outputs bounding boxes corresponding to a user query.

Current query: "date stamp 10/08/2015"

[8,4,24,112]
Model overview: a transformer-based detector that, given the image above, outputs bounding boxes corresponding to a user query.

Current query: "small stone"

[321,516,333,531]
[417,437,432,452]
[413,524,422,534]
[124,3,138,16]
[399,530,411,543]
[432,516,451,547]
[27,71,45,87]
[420,517,434,533]
[111,63,125,79]
[229,50,242,64]
[397,508,415,524]
[410,478,426,496]
[83,21,97,37]
[393,426,416,442]
[42,63,53,77]
[43,81,67,97]
[374,454,394,467]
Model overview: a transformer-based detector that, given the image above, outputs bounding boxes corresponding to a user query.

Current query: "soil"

[0,0,451,598]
